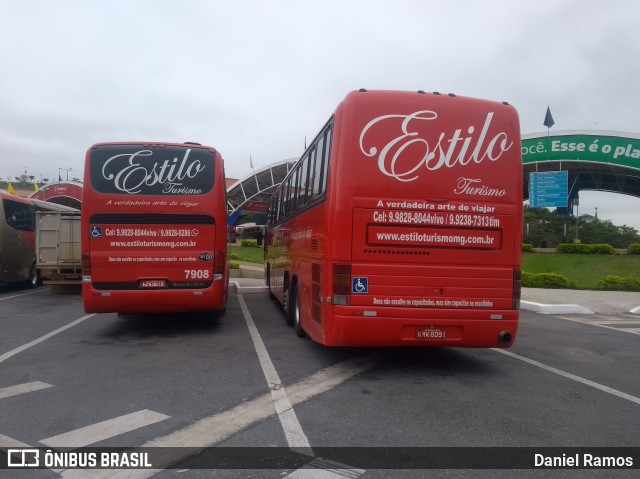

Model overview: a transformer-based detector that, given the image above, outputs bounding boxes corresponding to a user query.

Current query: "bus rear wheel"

[26,263,40,289]
[284,284,294,326]
[291,284,305,338]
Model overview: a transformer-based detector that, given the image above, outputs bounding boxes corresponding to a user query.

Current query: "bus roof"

[1,190,80,212]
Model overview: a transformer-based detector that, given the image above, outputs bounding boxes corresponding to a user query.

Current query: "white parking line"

[0,381,53,400]
[286,457,366,478]
[0,433,32,448]
[0,314,95,365]
[556,315,640,336]
[0,287,50,301]
[238,294,313,455]
[71,352,382,479]
[238,294,367,479]
[493,349,640,406]
[0,434,65,474]
[40,410,170,449]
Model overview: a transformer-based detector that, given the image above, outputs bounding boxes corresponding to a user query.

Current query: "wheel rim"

[29,265,38,287]
[294,290,300,327]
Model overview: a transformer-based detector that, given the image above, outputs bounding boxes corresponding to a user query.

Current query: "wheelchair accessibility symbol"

[90,226,102,238]
[352,277,368,294]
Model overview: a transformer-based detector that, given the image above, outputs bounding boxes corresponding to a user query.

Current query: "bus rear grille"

[312,263,321,283]
[312,263,321,324]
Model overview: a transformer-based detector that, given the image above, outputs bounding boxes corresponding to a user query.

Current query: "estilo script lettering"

[101,149,206,194]
[359,111,513,182]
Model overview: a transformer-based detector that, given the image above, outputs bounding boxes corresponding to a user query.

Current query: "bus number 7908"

[184,269,210,279]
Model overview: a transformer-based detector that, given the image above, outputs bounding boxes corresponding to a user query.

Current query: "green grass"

[522,252,640,289]
[229,244,264,264]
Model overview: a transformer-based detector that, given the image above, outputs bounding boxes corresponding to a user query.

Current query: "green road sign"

[522,132,640,169]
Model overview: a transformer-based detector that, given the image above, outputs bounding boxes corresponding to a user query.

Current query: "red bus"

[265,89,523,347]
[81,142,230,314]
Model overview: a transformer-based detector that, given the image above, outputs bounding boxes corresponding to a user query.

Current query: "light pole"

[575,196,579,242]
[58,167,73,181]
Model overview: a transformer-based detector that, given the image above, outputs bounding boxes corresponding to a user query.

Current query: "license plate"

[416,328,446,339]
[140,279,166,289]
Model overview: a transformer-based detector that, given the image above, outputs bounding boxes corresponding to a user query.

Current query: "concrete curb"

[520,301,594,315]
[229,281,268,295]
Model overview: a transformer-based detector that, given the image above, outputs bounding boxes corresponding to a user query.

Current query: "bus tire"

[284,283,294,326]
[27,263,40,289]
[266,264,277,300]
[292,284,306,338]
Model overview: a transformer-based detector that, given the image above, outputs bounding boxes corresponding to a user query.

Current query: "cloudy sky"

[1,0,640,229]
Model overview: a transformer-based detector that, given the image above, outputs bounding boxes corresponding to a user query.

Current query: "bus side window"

[290,166,299,213]
[278,186,285,220]
[308,147,319,198]
[298,153,310,207]
[3,200,35,232]
[312,137,324,199]
[320,127,332,196]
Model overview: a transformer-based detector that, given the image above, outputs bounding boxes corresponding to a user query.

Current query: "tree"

[523,207,565,247]
[524,206,640,248]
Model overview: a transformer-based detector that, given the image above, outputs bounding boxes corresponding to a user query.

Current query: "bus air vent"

[363,249,430,256]
[312,263,322,323]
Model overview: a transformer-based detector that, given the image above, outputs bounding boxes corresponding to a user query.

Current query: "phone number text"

[373,211,501,228]
[104,228,199,237]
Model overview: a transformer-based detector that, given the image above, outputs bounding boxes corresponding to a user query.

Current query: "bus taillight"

[81,251,91,283]
[513,268,522,309]
[333,263,351,305]
[213,250,226,281]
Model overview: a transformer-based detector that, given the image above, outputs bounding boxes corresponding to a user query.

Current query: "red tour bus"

[81,142,229,314]
[265,89,523,347]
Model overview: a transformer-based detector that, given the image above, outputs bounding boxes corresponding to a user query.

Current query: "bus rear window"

[89,145,215,195]
[3,199,35,231]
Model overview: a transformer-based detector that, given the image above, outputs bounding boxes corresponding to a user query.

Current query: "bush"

[522,272,575,288]
[522,243,534,252]
[595,275,640,291]
[556,243,587,254]
[556,243,616,255]
[241,240,259,247]
[230,262,240,269]
[627,244,640,255]
[229,252,240,260]
[590,244,617,255]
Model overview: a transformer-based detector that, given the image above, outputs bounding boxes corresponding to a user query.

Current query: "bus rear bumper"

[82,284,227,314]
[327,310,518,347]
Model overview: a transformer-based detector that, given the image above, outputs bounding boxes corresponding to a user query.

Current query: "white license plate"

[416,328,446,339]
[140,279,166,289]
